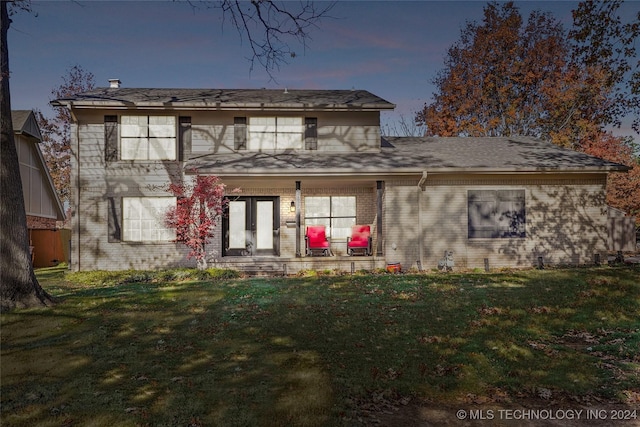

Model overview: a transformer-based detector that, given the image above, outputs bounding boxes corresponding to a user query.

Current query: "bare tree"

[382,114,426,137]
[37,65,95,205]
[189,0,335,76]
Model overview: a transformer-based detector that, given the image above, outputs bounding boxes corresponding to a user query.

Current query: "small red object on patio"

[386,263,401,273]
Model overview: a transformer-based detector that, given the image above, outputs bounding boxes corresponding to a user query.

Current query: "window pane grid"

[248,117,304,150]
[121,116,176,160]
[123,197,176,242]
[304,196,356,239]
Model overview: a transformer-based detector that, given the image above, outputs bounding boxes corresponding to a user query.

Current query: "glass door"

[223,197,279,256]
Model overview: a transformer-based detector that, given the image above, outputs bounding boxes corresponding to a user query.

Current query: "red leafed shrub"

[165,174,234,269]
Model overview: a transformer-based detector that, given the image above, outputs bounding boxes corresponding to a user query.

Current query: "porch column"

[295,181,301,257]
[376,180,384,256]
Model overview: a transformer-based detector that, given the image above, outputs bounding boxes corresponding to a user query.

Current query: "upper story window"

[120,116,177,160]
[234,116,316,151]
[248,117,304,150]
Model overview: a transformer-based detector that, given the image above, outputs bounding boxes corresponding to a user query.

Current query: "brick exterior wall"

[26,215,57,230]
[384,174,609,271]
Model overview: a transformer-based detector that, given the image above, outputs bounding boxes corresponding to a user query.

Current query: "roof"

[11,110,42,141]
[51,88,396,111]
[12,110,66,221]
[188,136,629,177]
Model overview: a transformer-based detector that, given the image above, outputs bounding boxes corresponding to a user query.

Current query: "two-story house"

[52,82,628,273]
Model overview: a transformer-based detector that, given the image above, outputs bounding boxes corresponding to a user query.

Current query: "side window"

[468,190,526,238]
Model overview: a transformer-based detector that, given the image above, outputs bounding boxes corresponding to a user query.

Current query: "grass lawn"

[1,266,639,426]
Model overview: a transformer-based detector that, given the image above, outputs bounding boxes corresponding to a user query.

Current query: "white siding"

[15,135,59,219]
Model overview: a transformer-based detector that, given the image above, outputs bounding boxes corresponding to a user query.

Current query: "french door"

[223,197,280,256]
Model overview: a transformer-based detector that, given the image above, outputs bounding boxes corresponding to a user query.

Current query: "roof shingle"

[52,88,396,111]
[188,136,629,176]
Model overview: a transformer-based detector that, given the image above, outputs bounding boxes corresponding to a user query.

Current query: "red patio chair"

[347,225,372,256]
[305,225,331,256]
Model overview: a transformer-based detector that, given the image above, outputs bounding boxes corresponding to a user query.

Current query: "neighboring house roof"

[12,110,66,222]
[188,136,629,177]
[12,109,43,141]
[51,88,396,111]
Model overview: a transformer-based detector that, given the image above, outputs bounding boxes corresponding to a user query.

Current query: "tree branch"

[180,0,335,79]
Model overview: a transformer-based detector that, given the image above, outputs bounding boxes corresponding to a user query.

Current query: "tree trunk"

[1,1,53,311]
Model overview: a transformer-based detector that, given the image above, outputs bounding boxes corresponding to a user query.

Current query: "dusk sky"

[8,0,639,136]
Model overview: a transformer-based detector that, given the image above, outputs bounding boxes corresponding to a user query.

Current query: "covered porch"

[204,175,393,273]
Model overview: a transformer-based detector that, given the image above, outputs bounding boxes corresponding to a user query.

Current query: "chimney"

[108,79,121,88]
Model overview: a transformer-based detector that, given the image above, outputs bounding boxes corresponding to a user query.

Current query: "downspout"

[376,181,384,256]
[417,171,428,270]
[295,181,301,257]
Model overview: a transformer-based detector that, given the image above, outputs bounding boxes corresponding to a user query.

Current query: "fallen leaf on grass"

[478,306,503,315]
[623,390,640,403]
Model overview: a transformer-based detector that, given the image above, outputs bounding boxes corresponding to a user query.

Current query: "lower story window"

[468,190,526,238]
[123,197,176,242]
[305,196,356,240]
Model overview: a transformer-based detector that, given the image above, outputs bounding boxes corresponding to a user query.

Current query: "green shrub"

[65,267,239,286]
[205,267,240,279]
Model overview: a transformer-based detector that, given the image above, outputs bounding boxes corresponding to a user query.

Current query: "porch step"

[237,263,287,277]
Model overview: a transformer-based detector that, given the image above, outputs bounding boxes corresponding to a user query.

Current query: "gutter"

[49,104,395,113]
[185,166,627,177]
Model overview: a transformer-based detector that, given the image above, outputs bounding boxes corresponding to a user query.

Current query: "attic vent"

[109,79,121,88]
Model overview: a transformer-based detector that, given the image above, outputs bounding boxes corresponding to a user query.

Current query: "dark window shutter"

[234,117,247,150]
[105,115,118,162]
[107,196,122,242]
[305,117,318,150]
[179,116,191,161]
